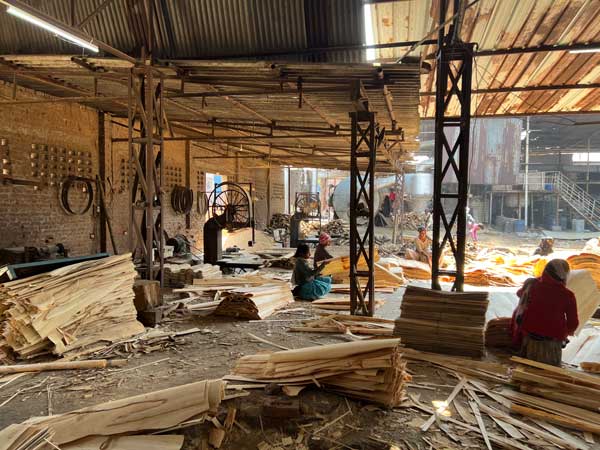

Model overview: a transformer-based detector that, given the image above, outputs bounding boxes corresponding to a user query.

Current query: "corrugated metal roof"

[0,0,365,61]
[368,0,600,117]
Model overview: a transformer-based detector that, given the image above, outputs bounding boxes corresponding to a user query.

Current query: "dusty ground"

[0,229,591,449]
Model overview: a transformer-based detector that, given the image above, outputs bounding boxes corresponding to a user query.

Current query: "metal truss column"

[349,111,384,316]
[127,66,165,284]
[431,4,473,292]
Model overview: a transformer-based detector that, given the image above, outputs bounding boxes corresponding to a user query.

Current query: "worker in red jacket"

[510,259,579,366]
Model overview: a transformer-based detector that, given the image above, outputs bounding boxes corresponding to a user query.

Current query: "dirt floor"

[0,229,594,449]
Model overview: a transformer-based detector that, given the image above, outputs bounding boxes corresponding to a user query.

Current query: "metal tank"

[404,173,433,213]
[331,175,396,221]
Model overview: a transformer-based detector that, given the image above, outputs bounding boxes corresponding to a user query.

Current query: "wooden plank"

[469,401,493,450]
[421,378,467,432]
[62,435,184,450]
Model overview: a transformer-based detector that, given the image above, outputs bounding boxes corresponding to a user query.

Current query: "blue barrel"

[514,220,526,232]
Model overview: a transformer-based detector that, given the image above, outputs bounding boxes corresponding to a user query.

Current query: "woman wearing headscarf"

[510,259,579,366]
[292,244,332,300]
[314,232,333,268]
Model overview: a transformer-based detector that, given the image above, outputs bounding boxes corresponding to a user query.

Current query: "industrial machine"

[203,181,254,264]
[0,243,68,266]
[290,192,321,247]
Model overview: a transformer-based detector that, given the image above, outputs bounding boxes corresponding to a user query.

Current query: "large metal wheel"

[294,192,320,219]
[209,181,252,229]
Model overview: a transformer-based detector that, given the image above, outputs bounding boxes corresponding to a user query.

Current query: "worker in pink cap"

[313,232,333,268]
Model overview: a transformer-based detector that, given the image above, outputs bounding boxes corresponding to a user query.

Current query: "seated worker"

[533,237,554,256]
[314,232,333,268]
[292,244,332,300]
[405,226,432,266]
[510,259,578,366]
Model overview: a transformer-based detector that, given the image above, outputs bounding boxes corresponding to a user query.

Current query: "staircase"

[545,172,600,231]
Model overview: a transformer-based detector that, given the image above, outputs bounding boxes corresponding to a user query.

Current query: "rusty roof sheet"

[368,0,600,117]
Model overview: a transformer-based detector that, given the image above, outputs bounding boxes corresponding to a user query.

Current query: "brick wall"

[0,84,99,255]
[0,82,283,256]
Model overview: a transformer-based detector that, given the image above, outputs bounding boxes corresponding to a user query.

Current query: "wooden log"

[0,359,127,375]
[510,404,600,435]
[133,280,162,311]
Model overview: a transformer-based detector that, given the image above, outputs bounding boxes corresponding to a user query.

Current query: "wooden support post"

[267,145,272,223]
[98,111,107,253]
[185,140,191,229]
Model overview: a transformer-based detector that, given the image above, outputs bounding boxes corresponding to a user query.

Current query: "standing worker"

[314,232,333,268]
[510,259,579,366]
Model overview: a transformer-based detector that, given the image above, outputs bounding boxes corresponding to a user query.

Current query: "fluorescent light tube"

[7,6,99,53]
[569,48,600,54]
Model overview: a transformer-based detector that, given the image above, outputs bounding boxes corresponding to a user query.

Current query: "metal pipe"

[112,134,351,143]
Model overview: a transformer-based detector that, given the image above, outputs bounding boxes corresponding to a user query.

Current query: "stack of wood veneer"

[228,339,410,407]
[0,254,144,360]
[394,286,489,357]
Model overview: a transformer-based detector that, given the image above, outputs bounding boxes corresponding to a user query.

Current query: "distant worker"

[314,232,334,268]
[533,237,554,256]
[510,259,578,366]
[466,206,475,228]
[292,243,332,300]
[405,226,432,266]
[468,222,484,242]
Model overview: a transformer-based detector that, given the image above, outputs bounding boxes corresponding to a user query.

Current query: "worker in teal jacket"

[292,244,332,300]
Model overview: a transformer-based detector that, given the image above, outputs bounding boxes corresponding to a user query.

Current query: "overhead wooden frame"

[0,55,422,170]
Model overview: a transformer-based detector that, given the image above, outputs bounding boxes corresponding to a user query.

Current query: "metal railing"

[545,172,600,230]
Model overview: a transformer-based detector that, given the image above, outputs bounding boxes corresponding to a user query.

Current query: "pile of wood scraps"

[174,276,294,320]
[322,220,349,243]
[214,282,294,320]
[227,339,410,407]
[311,296,385,311]
[268,213,291,230]
[393,258,431,280]
[394,286,489,357]
[289,314,395,336]
[87,327,204,359]
[509,356,600,433]
[459,267,521,287]
[0,254,144,361]
[321,251,405,289]
[164,263,222,288]
[401,346,510,384]
[484,317,513,349]
[0,378,226,450]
